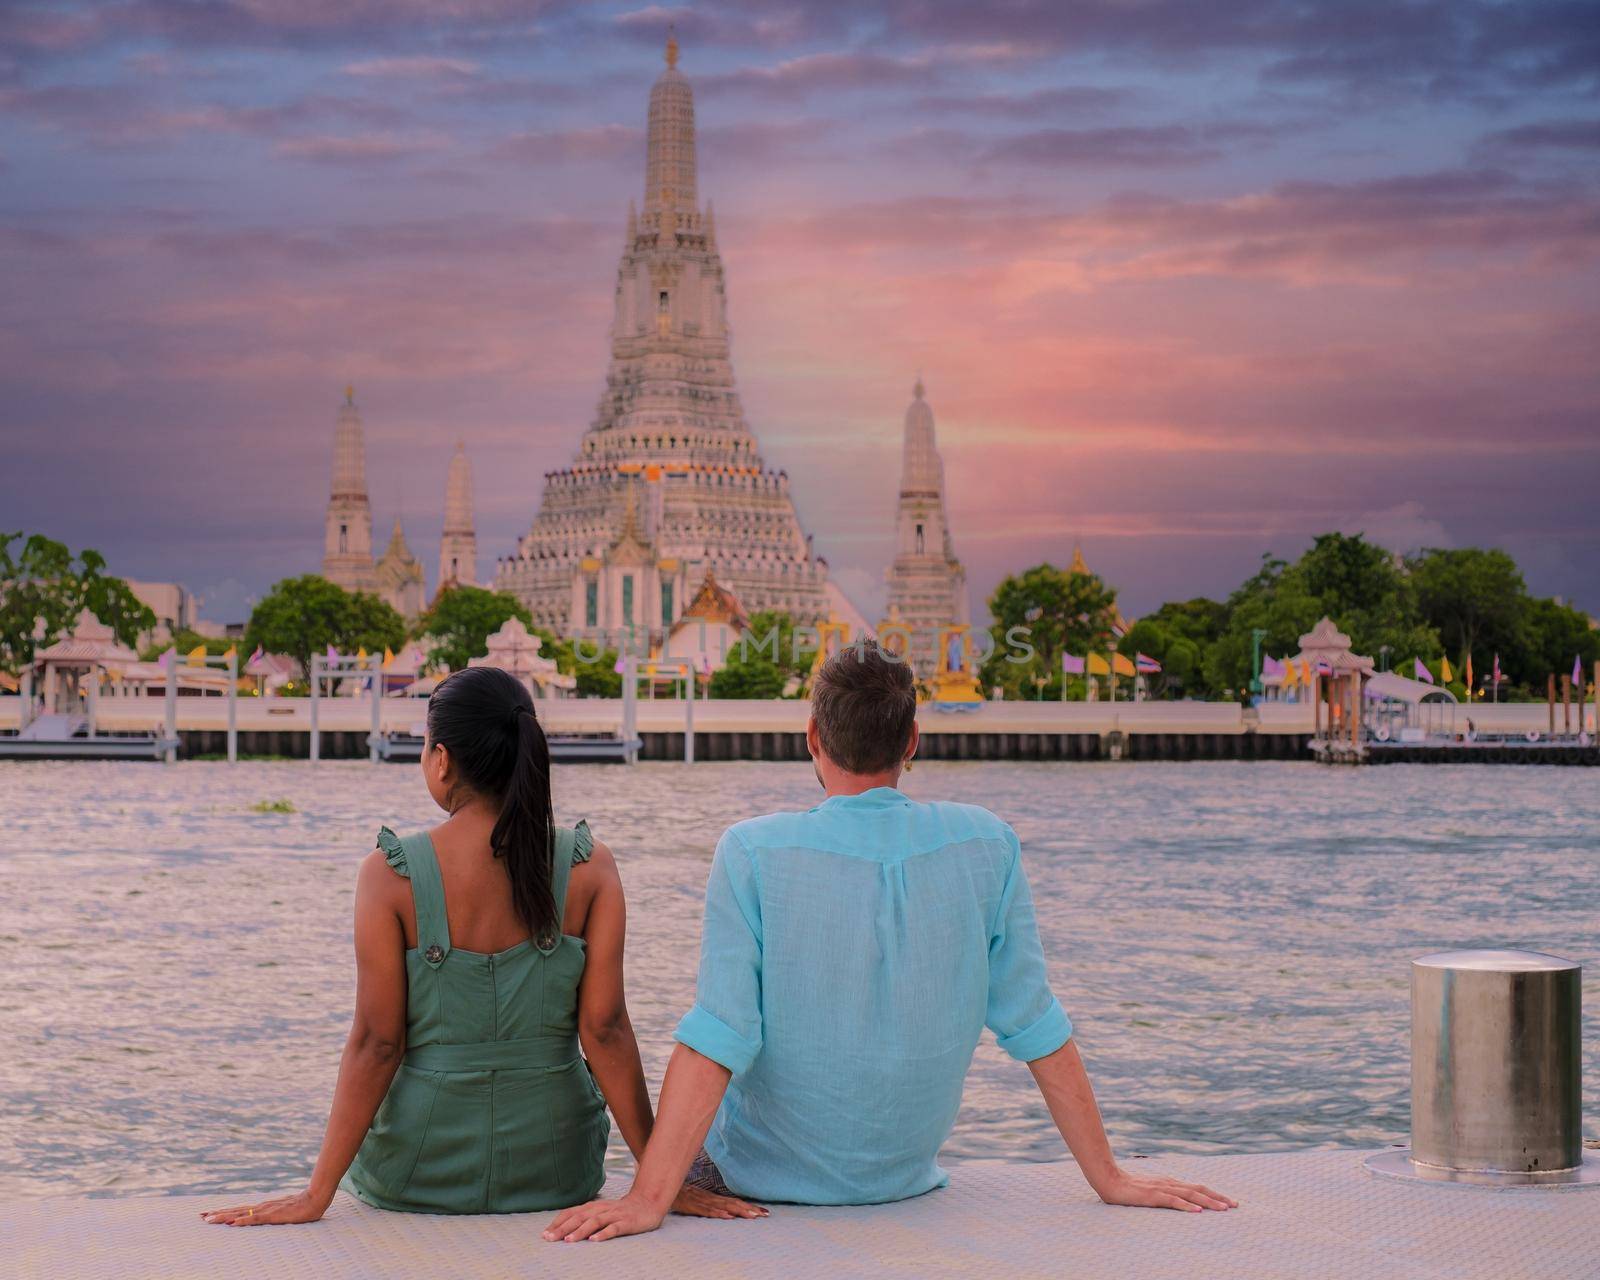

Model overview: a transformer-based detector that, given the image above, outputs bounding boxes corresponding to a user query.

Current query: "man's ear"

[804,715,821,760]
[904,720,920,763]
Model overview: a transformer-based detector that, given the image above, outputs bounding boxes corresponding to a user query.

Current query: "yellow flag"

[1086,653,1110,676]
[1300,660,1312,685]
[1112,652,1135,678]
[382,646,395,669]
[1282,660,1298,687]
[1440,654,1453,683]
[356,646,368,662]
[1465,653,1473,691]
[186,644,207,667]
[222,644,237,660]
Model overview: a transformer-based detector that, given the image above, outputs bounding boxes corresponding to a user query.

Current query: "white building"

[495,36,831,642]
[438,441,478,593]
[322,386,377,593]
[882,378,969,674]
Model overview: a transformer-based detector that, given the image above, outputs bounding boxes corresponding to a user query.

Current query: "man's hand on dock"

[1095,1169,1238,1213]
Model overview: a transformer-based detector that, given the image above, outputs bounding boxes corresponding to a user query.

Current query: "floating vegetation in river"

[248,798,297,814]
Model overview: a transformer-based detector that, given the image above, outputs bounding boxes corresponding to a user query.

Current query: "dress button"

[425,944,444,964]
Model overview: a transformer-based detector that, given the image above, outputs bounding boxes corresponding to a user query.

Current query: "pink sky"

[2,2,1597,621]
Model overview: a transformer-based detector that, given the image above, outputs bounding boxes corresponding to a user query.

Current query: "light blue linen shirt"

[673,786,1072,1205]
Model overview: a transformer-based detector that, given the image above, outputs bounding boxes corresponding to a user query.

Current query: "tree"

[981,564,1120,699]
[416,585,534,675]
[565,646,622,698]
[0,532,156,674]
[243,575,405,679]
[1408,548,1527,673]
[1202,535,1437,693]
[1512,597,1600,698]
[139,629,234,663]
[708,612,808,699]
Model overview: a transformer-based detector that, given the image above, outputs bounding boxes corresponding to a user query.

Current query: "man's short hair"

[810,639,916,774]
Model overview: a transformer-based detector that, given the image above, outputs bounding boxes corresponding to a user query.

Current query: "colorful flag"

[1111,652,1136,678]
[1300,660,1312,685]
[1315,659,1333,677]
[1464,653,1474,696]
[1062,652,1085,675]
[1086,653,1110,676]
[1282,660,1299,688]
[1493,653,1502,684]
[356,646,368,662]
[1575,654,1584,685]
[326,644,338,664]
[248,645,264,669]
[613,655,625,675]
[1135,652,1162,674]
[186,644,207,667]
[382,646,395,669]
[1261,654,1284,680]
[1440,654,1453,683]
[1413,657,1433,684]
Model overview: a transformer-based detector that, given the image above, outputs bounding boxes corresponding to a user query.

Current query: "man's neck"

[821,769,902,799]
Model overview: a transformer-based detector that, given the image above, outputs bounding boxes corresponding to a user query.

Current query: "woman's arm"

[574,840,655,1161]
[204,849,409,1226]
[575,839,763,1224]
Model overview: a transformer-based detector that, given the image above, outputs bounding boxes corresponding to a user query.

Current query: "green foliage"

[1511,597,1600,697]
[0,532,157,674]
[243,575,405,680]
[1408,548,1525,666]
[139,628,233,663]
[980,564,1120,700]
[416,584,534,675]
[1201,535,1438,694]
[248,798,297,814]
[565,645,622,698]
[708,611,808,699]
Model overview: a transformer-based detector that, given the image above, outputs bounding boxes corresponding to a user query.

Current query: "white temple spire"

[884,377,968,673]
[645,30,695,214]
[322,385,376,591]
[438,440,478,592]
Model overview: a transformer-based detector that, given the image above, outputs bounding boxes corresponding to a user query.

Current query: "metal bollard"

[1367,948,1599,1187]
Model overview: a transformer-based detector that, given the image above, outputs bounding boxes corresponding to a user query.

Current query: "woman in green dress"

[204,665,764,1225]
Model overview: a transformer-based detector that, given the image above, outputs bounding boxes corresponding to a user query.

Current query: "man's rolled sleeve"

[672,829,765,1075]
[985,828,1073,1063]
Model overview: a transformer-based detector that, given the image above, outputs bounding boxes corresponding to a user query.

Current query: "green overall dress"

[343,821,610,1213]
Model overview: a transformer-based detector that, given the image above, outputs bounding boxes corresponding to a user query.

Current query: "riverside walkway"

[9,1149,1597,1279]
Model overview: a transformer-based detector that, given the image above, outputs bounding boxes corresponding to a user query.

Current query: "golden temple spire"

[344,384,354,405]
[665,27,678,70]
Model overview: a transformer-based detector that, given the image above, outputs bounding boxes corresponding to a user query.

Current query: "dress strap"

[542,826,576,952]
[404,830,452,967]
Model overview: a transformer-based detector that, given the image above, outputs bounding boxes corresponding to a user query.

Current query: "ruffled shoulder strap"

[377,827,450,966]
[375,826,409,877]
[570,818,594,866]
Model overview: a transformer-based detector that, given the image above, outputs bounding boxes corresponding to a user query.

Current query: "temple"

[495,36,831,640]
[882,379,969,674]
[322,387,377,593]
[375,517,427,621]
[438,441,478,593]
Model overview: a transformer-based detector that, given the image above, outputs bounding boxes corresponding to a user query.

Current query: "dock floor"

[9,1149,1598,1279]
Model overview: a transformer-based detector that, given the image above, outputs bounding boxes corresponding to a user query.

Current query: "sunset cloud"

[1,0,1596,620]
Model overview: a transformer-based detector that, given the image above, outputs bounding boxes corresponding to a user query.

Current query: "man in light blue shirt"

[547,641,1234,1242]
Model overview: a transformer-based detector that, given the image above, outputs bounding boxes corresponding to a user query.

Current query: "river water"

[0,759,1595,1199]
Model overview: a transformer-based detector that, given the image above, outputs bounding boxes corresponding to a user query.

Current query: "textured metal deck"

[9,1149,1599,1280]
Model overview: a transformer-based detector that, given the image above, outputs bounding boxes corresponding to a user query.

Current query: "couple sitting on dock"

[204,643,1233,1238]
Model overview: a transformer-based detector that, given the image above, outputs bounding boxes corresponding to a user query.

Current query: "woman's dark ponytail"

[426,666,557,942]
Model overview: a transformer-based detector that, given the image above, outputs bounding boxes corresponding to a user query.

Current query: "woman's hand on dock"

[1095,1169,1237,1213]
[201,1187,332,1226]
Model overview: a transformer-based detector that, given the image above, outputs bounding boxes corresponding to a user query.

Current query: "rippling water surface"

[0,759,1595,1199]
